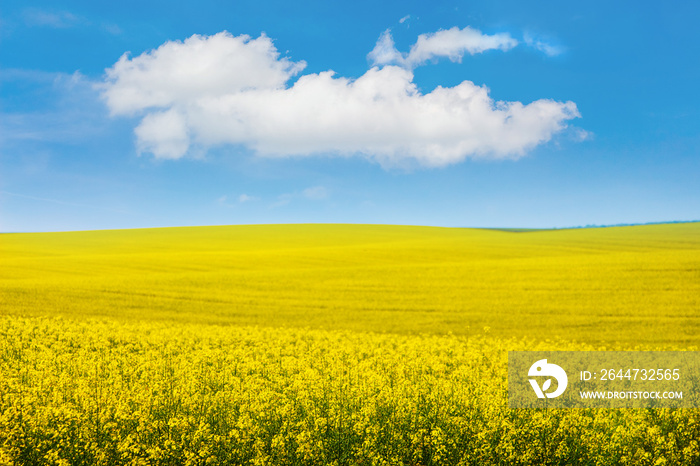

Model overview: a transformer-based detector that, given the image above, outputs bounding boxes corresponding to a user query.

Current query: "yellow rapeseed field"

[1,223,699,464]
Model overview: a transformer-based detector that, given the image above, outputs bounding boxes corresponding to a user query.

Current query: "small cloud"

[102,23,122,35]
[369,26,518,69]
[399,15,411,24]
[0,70,107,146]
[524,32,564,57]
[21,8,122,36]
[302,186,328,200]
[270,193,293,209]
[218,193,258,206]
[367,30,404,68]
[572,128,593,142]
[238,194,257,203]
[23,8,83,28]
[268,187,327,208]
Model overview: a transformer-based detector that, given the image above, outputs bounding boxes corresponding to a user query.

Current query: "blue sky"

[1,0,699,232]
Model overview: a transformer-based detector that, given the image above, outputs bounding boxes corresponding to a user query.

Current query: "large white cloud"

[102,32,305,116]
[101,30,580,167]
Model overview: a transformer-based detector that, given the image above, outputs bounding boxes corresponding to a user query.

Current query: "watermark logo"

[509,351,698,408]
[528,359,568,398]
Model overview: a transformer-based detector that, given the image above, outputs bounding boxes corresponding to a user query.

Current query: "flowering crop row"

[1,316,698,466]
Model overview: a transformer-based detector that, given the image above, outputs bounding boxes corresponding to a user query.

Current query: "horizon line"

[2,219,699,235]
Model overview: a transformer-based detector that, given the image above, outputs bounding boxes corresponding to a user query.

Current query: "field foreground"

[1,223,699,464]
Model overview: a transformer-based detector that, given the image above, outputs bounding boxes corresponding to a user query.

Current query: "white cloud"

[21,8,121,35]
[102,23,122,35]
[270,193,293,209]
[369,27,518,68]
[23,8,83,28]
[1,70,108,146]
[134,108,189,159]
[101,32,306,116]
[238,194,256,203]
[302,186,328,200]
[218,193,258,206]
[101,30,580,167]
[524,33,564,57]
[572,128,593,142]
[399,15,411,24]
[366,30,404,69]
